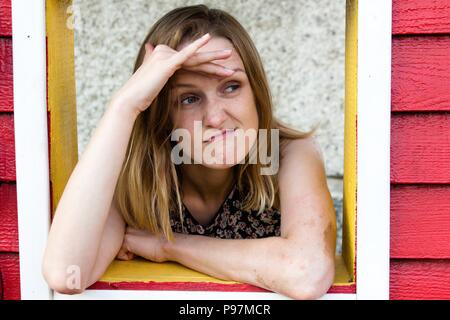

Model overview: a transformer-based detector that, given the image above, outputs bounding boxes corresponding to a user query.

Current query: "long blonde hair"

[113,4,318,242]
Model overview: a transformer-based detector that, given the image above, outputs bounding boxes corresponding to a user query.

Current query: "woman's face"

[169,36,259,169]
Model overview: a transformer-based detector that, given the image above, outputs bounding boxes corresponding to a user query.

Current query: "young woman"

[42,4,337,300]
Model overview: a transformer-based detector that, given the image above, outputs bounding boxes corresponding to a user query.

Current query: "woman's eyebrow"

[173,83,198,89]
[229,67,245,73]
[173,68,245,88]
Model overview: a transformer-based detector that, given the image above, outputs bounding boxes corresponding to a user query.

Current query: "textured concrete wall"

[72,0,345,252]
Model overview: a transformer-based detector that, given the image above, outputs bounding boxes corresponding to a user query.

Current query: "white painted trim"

[54,291,356,300]
[356,0,392,300]
[12,0,52,299]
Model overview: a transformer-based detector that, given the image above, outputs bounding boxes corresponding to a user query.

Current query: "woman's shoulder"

[278,136,327,196]
[280,136,324,167]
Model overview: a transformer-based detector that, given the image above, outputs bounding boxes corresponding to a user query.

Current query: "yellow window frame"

[46,0,357,296]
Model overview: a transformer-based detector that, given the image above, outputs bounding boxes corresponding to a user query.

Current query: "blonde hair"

[113,4,318,242]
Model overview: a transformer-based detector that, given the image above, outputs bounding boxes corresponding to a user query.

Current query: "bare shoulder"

[277,137,336,244]
[279,136,328,190]
[280,136,325,170]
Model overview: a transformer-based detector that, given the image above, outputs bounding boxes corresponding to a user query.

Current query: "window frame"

[12,0,391,300]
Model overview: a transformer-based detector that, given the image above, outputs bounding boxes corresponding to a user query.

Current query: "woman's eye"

[180,96,199,106]
[225,84,240,93]
[179,84,240,106]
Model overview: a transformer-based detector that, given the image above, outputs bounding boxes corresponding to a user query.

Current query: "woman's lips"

[204,128,236,143]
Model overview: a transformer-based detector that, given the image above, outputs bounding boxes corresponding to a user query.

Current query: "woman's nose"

[203,100,227,128]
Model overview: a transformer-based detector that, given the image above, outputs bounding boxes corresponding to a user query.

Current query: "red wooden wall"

[0,0,21,300]
[391,0,450,300]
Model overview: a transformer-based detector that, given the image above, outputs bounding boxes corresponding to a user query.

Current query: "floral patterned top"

[169,184,281,239]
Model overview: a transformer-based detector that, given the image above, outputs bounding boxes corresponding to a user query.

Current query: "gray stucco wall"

[72,0,345,253]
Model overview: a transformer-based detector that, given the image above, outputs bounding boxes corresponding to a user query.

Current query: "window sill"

[85,254,355,295]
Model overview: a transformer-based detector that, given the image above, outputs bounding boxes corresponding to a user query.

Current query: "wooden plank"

[391,185,450,258]
[0,253,20,300]
[391,113,450,183]
[13,0,52,299]
[97,255,353,285]
[56,289,356,300]
[392,36,450,112]
[88,255,355,294]
[390,259,450,300]
[0,113,15,181]
[342,0,357,282]
[0,0,12,36]
[393,0,450,35]
[0,38,13,112]
[0,182,18,252]
[89,281,356,295]
[46,0,78,215]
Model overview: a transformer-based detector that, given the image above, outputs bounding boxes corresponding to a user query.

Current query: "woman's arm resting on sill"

[164,233,335,300]
[44,199,126,294]
[275,136,337,299]
[42,101,136,294]
[126,136,336,300]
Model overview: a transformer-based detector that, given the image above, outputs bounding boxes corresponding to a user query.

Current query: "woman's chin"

[200,162,237,170]
[191,152,247,169]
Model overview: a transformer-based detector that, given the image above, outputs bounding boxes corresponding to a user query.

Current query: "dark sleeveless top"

[169,184,281,239]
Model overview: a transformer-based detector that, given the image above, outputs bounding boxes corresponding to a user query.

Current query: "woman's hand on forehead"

[178,50,238,78]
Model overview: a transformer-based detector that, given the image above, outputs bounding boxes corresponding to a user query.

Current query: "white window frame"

[12,0,391,300]
[12,0,51,300]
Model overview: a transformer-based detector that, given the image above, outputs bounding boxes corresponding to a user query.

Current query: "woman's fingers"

[117,246,133,260]
[159,33,234,78]
[184,49,232,67]
[171,33,212,67]
[183,62,235,77]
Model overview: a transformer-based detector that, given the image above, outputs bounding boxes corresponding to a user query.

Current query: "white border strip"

[356,0,392,300]
[12,0,51,299]
[54,291,356,300]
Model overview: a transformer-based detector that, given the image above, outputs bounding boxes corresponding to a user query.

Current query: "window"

[12,0,391,300]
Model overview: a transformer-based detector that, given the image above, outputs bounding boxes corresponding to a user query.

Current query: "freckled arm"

[164,233,315,299]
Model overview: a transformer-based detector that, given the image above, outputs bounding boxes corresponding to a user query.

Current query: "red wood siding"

[391,113,450,183]
[392,37,450,112]
[0,0,12,37]
[0,253,20,300]
[391,185,450,258]
[0,183,18,252]
[391,0,450,300]
[0,113,15,181]
[0,0,19,300]
[393,0,450,35]
[0,38,13,112]
[391,259,450,300]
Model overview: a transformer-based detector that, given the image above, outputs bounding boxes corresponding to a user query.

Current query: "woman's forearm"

[164,233,312,298]
[43,99,138,285]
